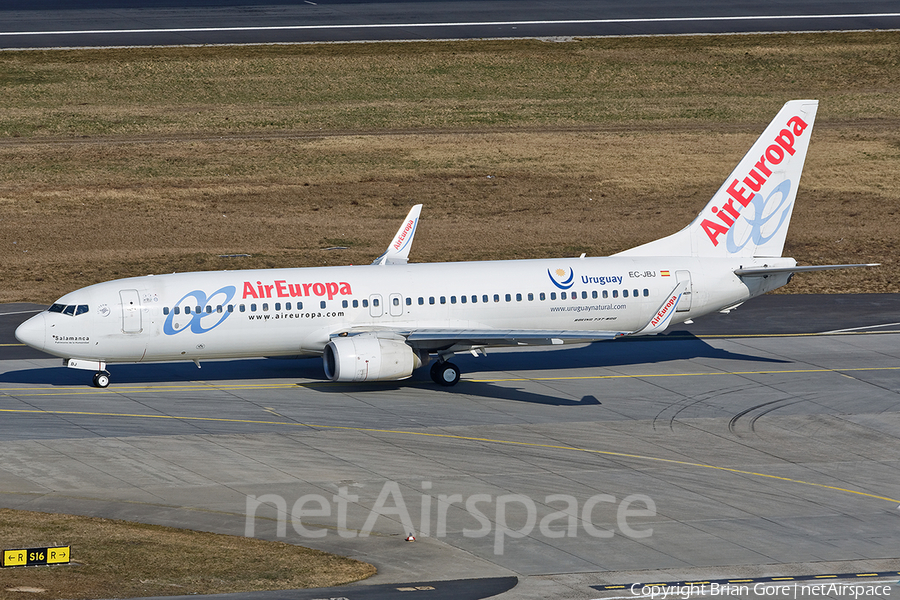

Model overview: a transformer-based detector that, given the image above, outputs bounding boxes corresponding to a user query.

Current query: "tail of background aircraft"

[617,99,819,259]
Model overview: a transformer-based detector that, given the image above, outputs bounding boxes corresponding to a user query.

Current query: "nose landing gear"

[92,371,111,388]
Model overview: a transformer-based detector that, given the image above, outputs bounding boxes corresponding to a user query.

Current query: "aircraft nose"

[15,312,47,350]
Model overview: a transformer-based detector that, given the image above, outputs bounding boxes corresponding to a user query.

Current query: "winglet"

[372,204,423,265]
[635,279,690,335]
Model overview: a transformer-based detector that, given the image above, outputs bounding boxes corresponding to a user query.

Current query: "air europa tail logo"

[701,114,809,247]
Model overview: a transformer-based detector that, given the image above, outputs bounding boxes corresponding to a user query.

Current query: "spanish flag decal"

[661,270,671,277]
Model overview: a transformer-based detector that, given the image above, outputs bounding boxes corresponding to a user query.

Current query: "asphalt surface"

[1,0,899,49]
[1,297,898,599]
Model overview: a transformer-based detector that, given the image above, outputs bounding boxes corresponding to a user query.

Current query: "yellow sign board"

[2,546,70,567]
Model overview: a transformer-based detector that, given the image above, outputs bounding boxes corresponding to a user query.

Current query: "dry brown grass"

[0,33,898,303]
[0,509,375,599]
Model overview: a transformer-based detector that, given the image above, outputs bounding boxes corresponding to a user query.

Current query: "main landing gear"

[430,360,460,386]
[92,371,111,388]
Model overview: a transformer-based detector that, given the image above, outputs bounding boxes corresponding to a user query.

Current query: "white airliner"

[16,100,876,388]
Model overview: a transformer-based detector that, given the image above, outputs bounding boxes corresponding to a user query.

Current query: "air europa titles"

[651,292,680,327]
[394,218,417,251]
[701,114,810,247]
[242,279,353,301]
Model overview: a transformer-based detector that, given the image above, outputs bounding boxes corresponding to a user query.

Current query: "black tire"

[92,371,110,388]
[435,362,460,387]
[429,360,444,385]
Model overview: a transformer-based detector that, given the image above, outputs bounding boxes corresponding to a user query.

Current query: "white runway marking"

[1,13,899,37]
[823,321,900,334]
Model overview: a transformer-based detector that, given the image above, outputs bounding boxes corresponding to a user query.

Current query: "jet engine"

[323,334,423,382]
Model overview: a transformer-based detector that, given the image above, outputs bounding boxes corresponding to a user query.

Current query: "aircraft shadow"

[1,333,788,406]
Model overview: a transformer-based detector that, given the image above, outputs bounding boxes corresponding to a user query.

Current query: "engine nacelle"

[323,334,423,382]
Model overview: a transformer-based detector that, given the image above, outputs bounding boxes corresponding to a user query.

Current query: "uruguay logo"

[548,267,575,290]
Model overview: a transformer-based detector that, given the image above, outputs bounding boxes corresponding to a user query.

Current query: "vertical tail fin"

[617,100,818,258]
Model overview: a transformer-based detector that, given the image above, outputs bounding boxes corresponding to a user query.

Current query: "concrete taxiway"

[0,296,898,599]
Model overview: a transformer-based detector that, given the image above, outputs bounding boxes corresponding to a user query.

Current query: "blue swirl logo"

[548,268,575,290]
[727,179,793,254]
[163,286,236,335]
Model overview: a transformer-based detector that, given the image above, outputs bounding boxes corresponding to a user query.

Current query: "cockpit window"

[48,303,90,317]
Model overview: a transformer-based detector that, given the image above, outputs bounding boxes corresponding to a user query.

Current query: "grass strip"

[0,509,375,599]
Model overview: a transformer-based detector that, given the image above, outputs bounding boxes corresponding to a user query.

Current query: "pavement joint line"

[0,407,898,506]
[468,365,900,383]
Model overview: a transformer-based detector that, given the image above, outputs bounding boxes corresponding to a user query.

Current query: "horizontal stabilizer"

[735,263,879,277]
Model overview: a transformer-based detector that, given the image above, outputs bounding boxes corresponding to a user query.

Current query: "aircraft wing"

[333,327,629,355]
[404,328,627,346]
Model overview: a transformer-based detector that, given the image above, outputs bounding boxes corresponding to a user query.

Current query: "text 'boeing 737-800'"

[15,100,878,388]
